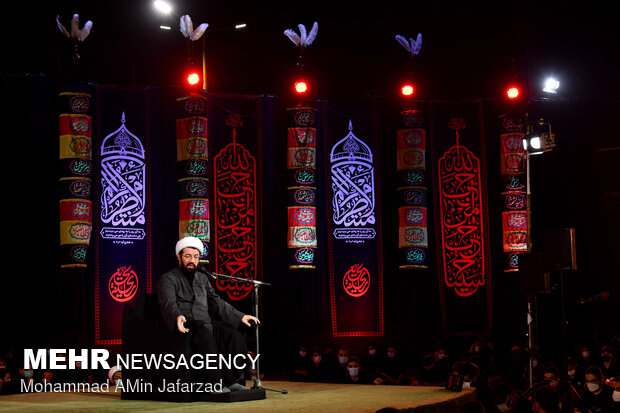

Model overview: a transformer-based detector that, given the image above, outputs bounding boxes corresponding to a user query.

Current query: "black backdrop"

[2,73,618,376]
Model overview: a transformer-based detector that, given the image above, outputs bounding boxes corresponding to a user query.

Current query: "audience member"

[363,342,381,381]
[290,344,311,382]
[533,385,561,413]
[503,341,529,392]
[417,342,451,385]
[488,381,518,413]
[0,369,16,394]
[577,365,614,413]
[342,357,371,384]
[375,345,409,385]
[308,347,328,383]
[576,344,594,369]
[599,346,619,380]
[543,366,576,413]
[564,356,586,395]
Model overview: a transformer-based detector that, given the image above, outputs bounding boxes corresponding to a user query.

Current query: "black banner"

[430,100,492,335]
[322,99,384,337]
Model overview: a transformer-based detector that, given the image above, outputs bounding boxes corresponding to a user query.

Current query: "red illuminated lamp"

[186,71,201,87]
[294,79,309,94]
[506,86,520,99]
[401,83,415,97]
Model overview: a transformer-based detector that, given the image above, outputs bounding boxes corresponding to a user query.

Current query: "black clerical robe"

[157,267,244,332]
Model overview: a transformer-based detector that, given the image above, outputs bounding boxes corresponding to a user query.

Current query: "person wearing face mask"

[374,345,409,385]
[577,365,613,413]
[607,377,620,413]
[362,343,380,382]
[577,345,593,369]
[343,357,371,384]
[308,348,328,382]
[564,357,586,395]
[329,346,351,383]
[417,342,451,386]
[599,346,619,380]
[290,345,311,382]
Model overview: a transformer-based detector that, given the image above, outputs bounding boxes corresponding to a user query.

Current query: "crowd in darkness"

[289,338,620,412]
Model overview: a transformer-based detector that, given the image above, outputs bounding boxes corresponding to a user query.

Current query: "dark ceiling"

[3,1,618,100]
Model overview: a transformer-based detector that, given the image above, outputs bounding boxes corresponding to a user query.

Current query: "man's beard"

[181,262,197,274]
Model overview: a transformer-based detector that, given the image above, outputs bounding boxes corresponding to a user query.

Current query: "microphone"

[197,264,217,279]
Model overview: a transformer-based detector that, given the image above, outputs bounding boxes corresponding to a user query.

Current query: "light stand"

[204,268,288,395]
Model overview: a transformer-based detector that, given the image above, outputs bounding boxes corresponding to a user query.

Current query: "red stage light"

[186,71,201,87]
[294,80,308,94]
[401,83,415,97]
[506,86,520,99]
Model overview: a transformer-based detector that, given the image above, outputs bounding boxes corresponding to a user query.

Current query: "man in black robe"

[158,236,260,392]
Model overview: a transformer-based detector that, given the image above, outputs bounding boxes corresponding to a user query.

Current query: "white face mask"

[368,349,376,356]
[438,353,446,360]
[339,356,348,364]
[299,351,307,358]
[582,351,590,358]
[463,381,471,388]
[348,368,359,377]
[612,390,620,402]
[387,352,396,359]
[312,356,321,363]
[586,382,600,392]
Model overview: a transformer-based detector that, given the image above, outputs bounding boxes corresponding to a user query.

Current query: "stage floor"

[0,380,475,412]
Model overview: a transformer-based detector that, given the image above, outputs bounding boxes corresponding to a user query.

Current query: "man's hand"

[177,315,189,333]
[241,315,260,327]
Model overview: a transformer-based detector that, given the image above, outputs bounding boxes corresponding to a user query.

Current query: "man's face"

[544,372,558,388]
[178,247,201,272]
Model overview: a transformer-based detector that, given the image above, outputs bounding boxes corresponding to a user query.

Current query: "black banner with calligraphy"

[321,99,384,337]
[207,93,264,312]
[93,86,154,345]
[430,100,492,336]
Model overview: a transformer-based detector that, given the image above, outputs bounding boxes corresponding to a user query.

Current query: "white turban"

[108,365,121,381]
[175,236,204,256]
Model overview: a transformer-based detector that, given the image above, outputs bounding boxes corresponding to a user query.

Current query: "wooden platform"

[0,380,476,412]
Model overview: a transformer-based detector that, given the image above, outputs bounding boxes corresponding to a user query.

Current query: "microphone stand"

[199,266,287,395]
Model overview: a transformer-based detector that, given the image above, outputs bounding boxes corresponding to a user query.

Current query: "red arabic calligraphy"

[214,142,257,301]
[343,263,371,297]
[438,132,486,297]
[108,266,138,302]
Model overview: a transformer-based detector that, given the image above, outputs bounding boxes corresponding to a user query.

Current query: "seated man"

[157,236,260,392]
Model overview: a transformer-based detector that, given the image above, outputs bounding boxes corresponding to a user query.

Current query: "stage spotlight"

[401,83,415,97]
[522,117,555,155]
[542,77,560,94]
[523,134,543,155]
[294,79,308,94]
[186,71,201,87]
[153,0,172,14]
[506,86,520,100]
